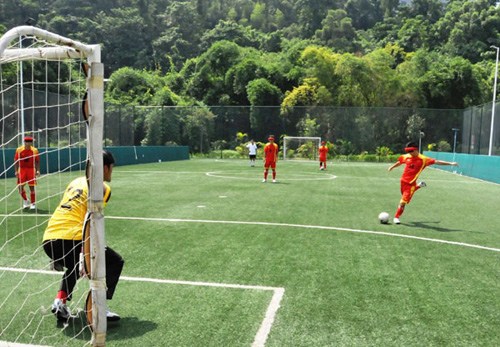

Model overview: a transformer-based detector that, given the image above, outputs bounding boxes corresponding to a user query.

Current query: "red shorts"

[264,160,276,169]
[400,181,417,204]
[17,169,37,186]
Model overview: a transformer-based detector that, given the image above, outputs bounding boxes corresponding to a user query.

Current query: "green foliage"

[437,140,452,152]
[406,114,426,140]
[182,107,216,153]
[295,141,317,159]
[297,114,320,137]
[1,0,498,153]
[376,146,393,157]
[335,139,355,155]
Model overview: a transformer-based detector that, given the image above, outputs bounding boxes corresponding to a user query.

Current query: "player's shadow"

[406,221,462,233]
[106,317,158,341]
[60,312,157,341]
[59,311,91,340]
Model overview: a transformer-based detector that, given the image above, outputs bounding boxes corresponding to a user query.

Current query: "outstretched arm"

[388,162,402,171]
[435,160,458,166]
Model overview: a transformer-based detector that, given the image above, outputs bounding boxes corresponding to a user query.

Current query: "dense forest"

[1,0,499,152]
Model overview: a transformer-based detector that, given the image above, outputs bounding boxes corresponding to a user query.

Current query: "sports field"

[1,158,499,346]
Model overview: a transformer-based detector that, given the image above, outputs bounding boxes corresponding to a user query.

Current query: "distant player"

[246,139,258,167]
[14,136,40,210]
[43,150,123,321]
[388,141,458,224]
[319,141,329,170]
[263,135,279,183]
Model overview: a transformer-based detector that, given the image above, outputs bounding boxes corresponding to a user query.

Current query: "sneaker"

[29,203,36,210]
[51,299,70,320]
[417,181,427,188]
[393,218,401,224]
[23,200,30,209]
[272,179,276,183]
[106,309,121,322]
[262,179,267,183]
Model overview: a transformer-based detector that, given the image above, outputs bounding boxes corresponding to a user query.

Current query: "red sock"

[21,190,27,201]
[272,171,276,179]
[395,206,405,218]
[30,191,36,203]
[264,170,268,179]
[56,290,68,303]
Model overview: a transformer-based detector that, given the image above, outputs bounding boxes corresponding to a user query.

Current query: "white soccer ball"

[378,212,390,224]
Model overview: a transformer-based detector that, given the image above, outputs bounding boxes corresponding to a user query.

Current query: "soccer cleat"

[51,299,70,320]
[262,179,267,183]
[106,309,121,322]
[417,181,427,188]
[393,218,401,224]
[272,179,276,183]
[29,203,36,210]
[23,200,30,209]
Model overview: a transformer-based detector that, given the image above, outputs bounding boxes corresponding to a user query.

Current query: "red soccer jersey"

[398,153,436,184]
[15,145,40,169]
[264,142,279,163]
[319,145,328,161]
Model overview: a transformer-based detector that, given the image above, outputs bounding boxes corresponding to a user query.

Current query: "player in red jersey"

[388,141,458,224]
[318,141,329,170]
[14,136,40,210]
[263,135,279,183]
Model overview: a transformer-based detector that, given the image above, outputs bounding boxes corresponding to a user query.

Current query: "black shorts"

[249,154,256,159]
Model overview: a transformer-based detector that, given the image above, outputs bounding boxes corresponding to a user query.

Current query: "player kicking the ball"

[388,141,458,224]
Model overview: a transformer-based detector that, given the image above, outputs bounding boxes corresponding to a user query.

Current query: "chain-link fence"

[462,101,499,155]
[2,88,499,155]
[98,104,499,155]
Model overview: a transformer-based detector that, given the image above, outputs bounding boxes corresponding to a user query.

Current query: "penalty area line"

[107,216,500,253]
[0,267,284,347]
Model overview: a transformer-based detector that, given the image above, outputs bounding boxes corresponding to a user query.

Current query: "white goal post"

[282,136,322,160]
[0,26,106,346]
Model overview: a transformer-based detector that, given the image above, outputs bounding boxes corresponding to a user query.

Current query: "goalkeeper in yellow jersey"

[42,150,123,321]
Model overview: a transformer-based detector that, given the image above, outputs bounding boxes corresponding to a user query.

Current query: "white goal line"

[0,266,284,347]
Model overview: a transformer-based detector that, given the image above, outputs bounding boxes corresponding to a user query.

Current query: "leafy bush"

[437,140,452,152]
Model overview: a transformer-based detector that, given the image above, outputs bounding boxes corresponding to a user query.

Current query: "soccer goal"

[0,26,106,346]
[282,136,321,160]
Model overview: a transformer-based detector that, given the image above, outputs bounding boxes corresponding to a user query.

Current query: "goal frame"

[282,136,322,160]
[0,26,107,346]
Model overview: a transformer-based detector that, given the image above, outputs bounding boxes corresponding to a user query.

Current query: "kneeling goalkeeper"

[42,150,124,321]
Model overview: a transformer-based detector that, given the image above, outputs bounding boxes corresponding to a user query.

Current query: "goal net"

[0,26,106,346]
[282,136,321,160]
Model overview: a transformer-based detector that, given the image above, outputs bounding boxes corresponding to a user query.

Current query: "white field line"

[106,216,500,253]
[2,213,499,253]
[0,267,284,347]
[0,342,51,347]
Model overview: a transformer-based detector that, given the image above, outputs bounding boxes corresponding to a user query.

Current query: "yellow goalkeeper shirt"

[43,177,111,241]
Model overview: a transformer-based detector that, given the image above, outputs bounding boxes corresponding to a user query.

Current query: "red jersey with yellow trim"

[319,145,328,161]
[398,153,436,184]
[43,177,111,241]
[15,145,39,169]
[264,142,279,163]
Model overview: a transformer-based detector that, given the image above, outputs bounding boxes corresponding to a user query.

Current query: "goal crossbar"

[0,26,100,63]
